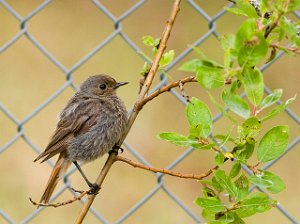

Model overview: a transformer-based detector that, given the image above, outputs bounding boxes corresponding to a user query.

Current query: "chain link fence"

[1,0,299,223]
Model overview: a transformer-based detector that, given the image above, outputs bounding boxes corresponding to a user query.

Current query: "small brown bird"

[34,74,128,204]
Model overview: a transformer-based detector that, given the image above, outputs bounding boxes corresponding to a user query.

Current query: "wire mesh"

[0,0,299,223]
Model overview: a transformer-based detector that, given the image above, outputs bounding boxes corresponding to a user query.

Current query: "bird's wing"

[34,99,100,163]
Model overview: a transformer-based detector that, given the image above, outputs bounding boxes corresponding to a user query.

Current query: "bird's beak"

[114,82,129,89]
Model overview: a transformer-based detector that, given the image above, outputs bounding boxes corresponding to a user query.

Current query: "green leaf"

[287,0,300,12]
[229,79,241,94]
[158,132,190,146]
[279,16,300,46]
[222,90,250,119]
[208,221,228,224]
[263,171,286,193]
[142,36,155,46]
[212,176,224,192]
[243,143,255,159]
[202,209,216,222]
[196,66,225,89]
[220,34,236,51]
[203,211,243,224]
[199,177,224,192]
[249,174,273,188]
[203,187,217,198]
[152,47,158,56]
[158,132,212,150]
[216,212,243,223]
[228,213,246,224]
[242,67,264,106]
[250,170,286,194]
[159,50,174,68]
[186,97,212,138]
[238,32,268,67]
[140,62,151,76]
[179,59,204,72]
[235,192,276,218]
[208,93,237,124]
[233,0,259,18]
[213,170,238,199]
[201,59,224,68]
[235,143,255,161]
[215,127,234,148]
[154,38,160,47]
[225,7,248,17]
[220,34,236,68]
[235,174,249,201]
[260,0,269,15]
[192,142,215,150]
[214,134,234,144]
[257,126,289,163]
[261,94,296,121]
[280,17,298,43]
[259,89,283,110]
[188,124,202,139]
[235,19,256,51]
[239,117,261,140]
[235,19,268,66]
[215,153,226,165]
[194,197,226,213]
[229,162,241,178]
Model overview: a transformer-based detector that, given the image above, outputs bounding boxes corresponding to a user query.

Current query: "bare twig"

[138,76,196,109]
[29,190,89,208]
[116,155,218,180]
[270,43,300,56]
[75,1,182,223]
[179,80,191,103]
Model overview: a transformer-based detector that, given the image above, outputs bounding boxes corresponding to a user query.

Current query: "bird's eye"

[99,84,107,90]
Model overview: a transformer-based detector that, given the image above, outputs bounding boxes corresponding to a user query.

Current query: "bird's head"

[79,74,128,97]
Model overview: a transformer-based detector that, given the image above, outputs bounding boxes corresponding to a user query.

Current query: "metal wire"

[0,0,299,223]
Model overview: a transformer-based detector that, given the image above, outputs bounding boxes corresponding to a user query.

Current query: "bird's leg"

[112,145,124,153]
[73,161,100,194]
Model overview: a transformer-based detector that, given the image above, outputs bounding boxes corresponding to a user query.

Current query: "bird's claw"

[88,183,100,195]
[112,145,124,153]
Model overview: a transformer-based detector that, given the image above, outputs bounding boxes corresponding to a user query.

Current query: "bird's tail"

[39,154,71,205]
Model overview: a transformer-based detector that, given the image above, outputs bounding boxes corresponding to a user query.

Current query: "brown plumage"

[34,75,128,204]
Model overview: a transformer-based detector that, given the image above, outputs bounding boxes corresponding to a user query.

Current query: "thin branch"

[270,43,300,56]
[29,189,89,208]
[179,80,191,103]
[265,0,290,39]
[75,1,182,223]
[247,162,261,174]
[116,155,218,180]
[264,12,283,38]
[138,76,196,109]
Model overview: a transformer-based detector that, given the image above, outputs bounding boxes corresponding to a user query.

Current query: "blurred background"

[0,0,299,223]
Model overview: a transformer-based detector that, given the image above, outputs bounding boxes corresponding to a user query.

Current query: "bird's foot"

[88,183,100,195]
[112,145,124,153]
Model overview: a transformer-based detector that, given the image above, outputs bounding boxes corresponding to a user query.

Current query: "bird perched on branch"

[34,74,128,204]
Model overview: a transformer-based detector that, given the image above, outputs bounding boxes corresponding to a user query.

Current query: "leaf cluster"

[141,36,175,76]
[153,1,299,223]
